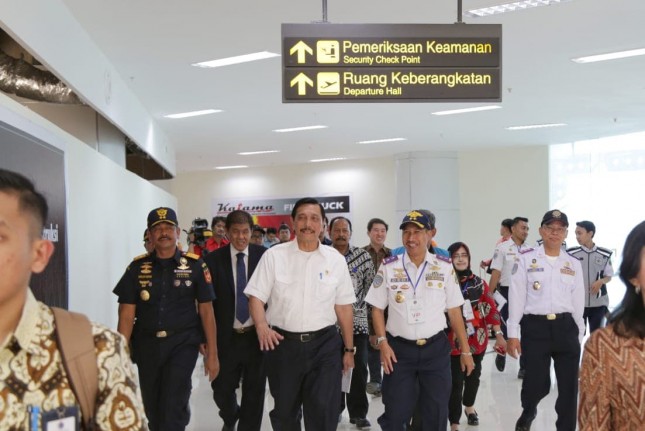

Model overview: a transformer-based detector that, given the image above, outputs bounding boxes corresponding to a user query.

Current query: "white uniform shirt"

[490,239,531,287]
[365,251,464,340]
[244,240,356,332]
[508,246,585,342]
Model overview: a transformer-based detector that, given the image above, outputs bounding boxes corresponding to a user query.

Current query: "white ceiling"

[59,0,645,174]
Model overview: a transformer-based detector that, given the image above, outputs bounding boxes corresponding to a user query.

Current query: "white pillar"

[394,151,459,249]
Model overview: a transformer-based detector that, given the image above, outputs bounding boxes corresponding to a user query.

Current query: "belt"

[390,331,445,347]
[524,312,571,321]
[233,325,256,335]
[274,325,334,342]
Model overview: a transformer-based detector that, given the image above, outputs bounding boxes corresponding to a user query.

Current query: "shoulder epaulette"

[383,255,399,265]
[519,248,534,255]
[132,253,149,261]
[566,246,583,254]
[183,252,201,260]
[435,254,451,263]
[597,247,613,257]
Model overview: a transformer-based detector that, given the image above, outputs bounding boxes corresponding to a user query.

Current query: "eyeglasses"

[543,225,567,234]
[453,253,469,259]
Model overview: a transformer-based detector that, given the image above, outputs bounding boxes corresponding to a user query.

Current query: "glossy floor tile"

[185,340,568,430]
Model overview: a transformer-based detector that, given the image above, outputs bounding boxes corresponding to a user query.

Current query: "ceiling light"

[465,0,571,18]
[192,51,280,68]
[310,157,346,163]
[214,165,248,170]
[273,125,328,133]
[164,109,222,119]
[357,138,407,144]
[238,150,281,155]
[506,123,567,130]
[431,105,501,116]
[572,48,645,64]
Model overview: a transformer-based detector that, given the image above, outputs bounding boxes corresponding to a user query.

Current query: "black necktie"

[236,252,249,323]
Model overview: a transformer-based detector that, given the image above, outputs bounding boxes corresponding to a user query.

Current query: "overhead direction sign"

[282,23,502,103]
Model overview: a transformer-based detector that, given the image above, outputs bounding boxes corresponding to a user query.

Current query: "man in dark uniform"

[203,210,268,431]
[114,207,219,431]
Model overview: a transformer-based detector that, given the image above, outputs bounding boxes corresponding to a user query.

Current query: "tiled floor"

[186,340,565,430]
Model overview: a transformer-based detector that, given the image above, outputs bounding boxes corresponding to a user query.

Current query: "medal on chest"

[395,291,405,303]
[533,281,541,290]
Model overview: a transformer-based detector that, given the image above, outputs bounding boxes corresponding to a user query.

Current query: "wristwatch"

[375,336,387,346]
[344,346,356,354]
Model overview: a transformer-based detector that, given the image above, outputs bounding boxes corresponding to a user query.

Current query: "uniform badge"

[140,290,151,301]
[204,267,212,283]
[373,272,384,288]
[178,257,190,270]
[185,280,192,287]
[533,281,541,290]
[395,292,405,303]
[438,282,443,288]
[400,284,410,290]
[512,263,518,275]
[174,280,181,287]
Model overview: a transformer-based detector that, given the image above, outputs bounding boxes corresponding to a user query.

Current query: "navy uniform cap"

[541,209,568,227]
[147,207,179,228]
[399,210,432,230]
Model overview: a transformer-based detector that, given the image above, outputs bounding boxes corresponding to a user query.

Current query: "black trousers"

[266,326,342,431]
[367,343,382,384]
[340,334,369,419]
[583,306,607,334]
[133,330,200,431]
[378,333,451,431]
[448,352,484,425]
[211,330,266,431]
[520,314,580,431]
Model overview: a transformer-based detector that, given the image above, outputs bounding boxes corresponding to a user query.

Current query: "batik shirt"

[0,290,147,430]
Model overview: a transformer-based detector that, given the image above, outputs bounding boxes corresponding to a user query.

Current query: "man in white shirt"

[245,197,356,431]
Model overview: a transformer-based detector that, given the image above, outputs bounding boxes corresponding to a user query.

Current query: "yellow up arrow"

[290,73,314,96]
[289,41,313,64]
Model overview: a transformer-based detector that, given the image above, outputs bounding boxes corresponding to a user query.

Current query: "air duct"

[0,50,83,104]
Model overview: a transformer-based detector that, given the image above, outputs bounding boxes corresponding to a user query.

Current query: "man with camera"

[190,216,229,257]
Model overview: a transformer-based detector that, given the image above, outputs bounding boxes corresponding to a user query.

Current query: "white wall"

[155,158,398,249]
[459,145,550,272]
[0,93,176,328]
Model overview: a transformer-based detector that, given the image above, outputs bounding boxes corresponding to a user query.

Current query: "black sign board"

[282,23,502,103]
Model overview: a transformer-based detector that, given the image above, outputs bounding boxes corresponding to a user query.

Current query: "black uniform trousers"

[267,326,342,431]
[583,305,607,333]
[133,330,201,431]
[448,352,484,425]
[519,313,580,431]
[367,345,383,384]
[340,334,369,419]
[378,332,451,431]
[211,330,267,431]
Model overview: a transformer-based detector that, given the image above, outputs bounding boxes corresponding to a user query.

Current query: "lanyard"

[402,254,428,298]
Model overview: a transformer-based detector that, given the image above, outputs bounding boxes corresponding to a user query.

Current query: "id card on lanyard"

[402,255,428,325]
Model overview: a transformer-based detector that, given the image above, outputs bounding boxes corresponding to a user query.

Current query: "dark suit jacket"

[203,243,267,352]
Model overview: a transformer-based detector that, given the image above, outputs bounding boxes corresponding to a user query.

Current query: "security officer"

[507,209,584,431]
[114,207,219,431]
[365,210,474,431]
[567,220,614,333]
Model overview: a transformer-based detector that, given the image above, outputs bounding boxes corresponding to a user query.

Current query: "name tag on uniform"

[407,300,425,324]
[462,300,475,320]
[42,406,80,431]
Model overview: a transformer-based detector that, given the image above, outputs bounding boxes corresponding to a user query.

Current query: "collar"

[230,245,249,259]
[8,289,42,355]
[580,244,597,253]
[150,247,183,264]
[403,250,433,268]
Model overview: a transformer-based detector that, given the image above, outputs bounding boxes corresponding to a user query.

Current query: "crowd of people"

[1,167,644,431]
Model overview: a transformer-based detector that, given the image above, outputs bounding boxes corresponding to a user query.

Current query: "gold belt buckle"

[156,330,168,338]
[546,314,557,321]
[416,339,427,346]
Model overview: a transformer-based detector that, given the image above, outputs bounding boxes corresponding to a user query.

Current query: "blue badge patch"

[373,273,384,288]
[512,262,518,274]
[519,248,534,255]
[383,255,399,265]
